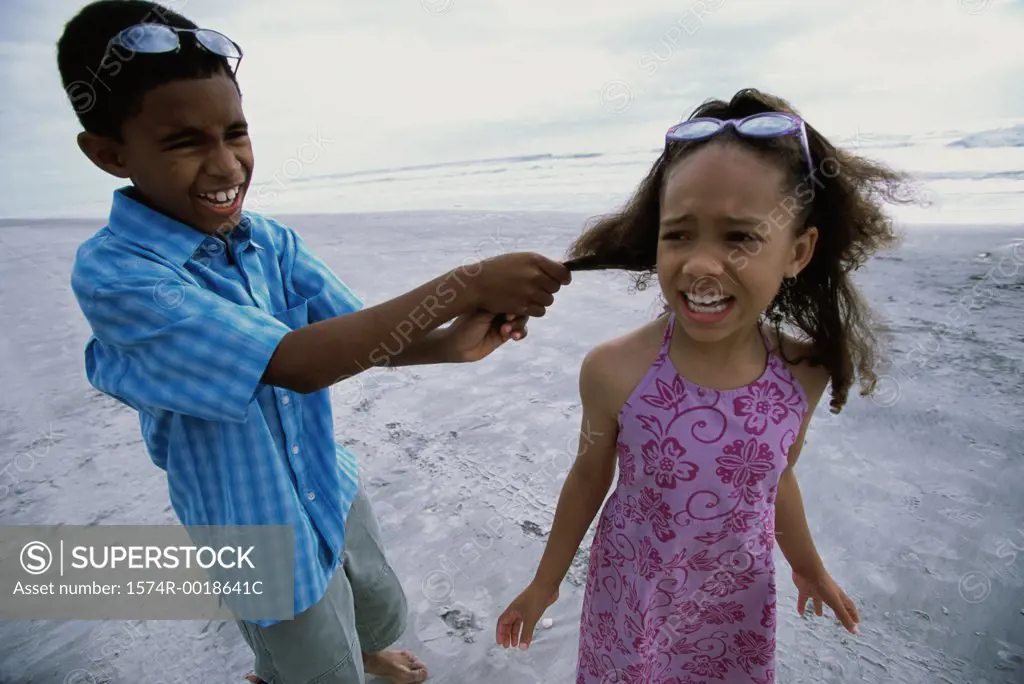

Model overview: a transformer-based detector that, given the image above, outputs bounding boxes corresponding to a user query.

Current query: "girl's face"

[656,141,818,343]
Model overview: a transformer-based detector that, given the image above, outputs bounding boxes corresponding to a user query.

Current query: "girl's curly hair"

[566,88,923,413]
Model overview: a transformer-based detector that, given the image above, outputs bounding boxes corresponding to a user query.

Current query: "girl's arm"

[774,357,829,576]
[775,427,827,578]
[774,355,860,632]
[497,335,643,650]
[530,345,621,594]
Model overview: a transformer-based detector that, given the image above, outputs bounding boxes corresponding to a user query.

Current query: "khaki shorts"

[236,486,408,683]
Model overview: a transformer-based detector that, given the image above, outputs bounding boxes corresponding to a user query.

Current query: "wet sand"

[0,211,1021,683]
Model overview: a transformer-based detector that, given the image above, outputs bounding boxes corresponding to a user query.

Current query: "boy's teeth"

[200,186,239,203]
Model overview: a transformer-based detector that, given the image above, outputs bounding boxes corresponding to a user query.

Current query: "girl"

[495,88,919,683]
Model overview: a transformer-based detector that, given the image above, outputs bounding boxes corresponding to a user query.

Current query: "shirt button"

[281,394,290,405]
[292,445,300,455]
[307,492,316,501]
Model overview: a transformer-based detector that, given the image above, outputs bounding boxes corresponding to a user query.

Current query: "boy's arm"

[382,328,452,367]
[277,224,540,373]
[277,224,456,368]
[267,253,567,392]
[74,240,568,423]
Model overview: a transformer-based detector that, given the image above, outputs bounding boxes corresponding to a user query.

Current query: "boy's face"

[82,71,253,235]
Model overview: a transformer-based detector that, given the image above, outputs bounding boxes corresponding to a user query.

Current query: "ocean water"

[16,122,1024,225]
[239,125,1024,225]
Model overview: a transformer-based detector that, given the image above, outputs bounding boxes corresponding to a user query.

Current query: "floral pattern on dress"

[576,314,807,683]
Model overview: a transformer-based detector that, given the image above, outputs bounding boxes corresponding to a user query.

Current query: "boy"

[57,2,572,682]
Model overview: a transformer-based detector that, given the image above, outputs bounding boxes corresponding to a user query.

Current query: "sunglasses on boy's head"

[665,112,815,180]
[101,23,244,74]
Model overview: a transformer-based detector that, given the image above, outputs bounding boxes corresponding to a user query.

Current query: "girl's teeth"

[689,302,727,313]
[685,294,731,313]
[687,295,727,305]
[216,191,228,202]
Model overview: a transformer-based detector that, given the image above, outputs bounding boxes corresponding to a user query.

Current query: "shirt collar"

[106,187,253,265]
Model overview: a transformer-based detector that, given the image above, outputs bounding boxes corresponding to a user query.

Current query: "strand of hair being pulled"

[562,254,650,272]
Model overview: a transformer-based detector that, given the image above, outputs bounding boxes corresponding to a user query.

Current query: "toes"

[397,651,428,681]
[398,651,427,669]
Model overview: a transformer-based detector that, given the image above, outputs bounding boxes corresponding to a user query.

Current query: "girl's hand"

[441,311,528,363]
[496,583,559,650]
[793,569,860,634]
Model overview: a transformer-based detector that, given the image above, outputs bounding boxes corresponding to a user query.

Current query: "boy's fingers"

[536,257,572,285]
[529,290,556,308]
[535,271,566,295]
[508,316,529,340]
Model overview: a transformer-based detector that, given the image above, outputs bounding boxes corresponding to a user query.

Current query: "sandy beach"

[0,211,1022,683]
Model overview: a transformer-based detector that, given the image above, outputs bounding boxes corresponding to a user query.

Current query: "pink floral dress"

[576,314,807,683]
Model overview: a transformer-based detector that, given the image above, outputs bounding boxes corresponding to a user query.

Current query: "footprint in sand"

[414,603,482,659]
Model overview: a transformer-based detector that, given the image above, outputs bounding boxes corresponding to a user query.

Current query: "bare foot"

[363,650,429,683]
[243,674,266,684]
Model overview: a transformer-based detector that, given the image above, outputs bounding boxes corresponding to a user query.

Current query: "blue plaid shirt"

[70,189,362,626]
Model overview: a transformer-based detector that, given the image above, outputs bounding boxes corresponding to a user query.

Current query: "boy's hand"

[496,583,559,651]
[441,311,529,363]
[463,253,571,317]
[793,569,860,634]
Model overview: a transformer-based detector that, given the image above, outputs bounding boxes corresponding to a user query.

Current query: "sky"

[1,0,1023,218]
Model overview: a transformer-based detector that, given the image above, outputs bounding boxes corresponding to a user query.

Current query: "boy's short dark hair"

[57,0,239,140]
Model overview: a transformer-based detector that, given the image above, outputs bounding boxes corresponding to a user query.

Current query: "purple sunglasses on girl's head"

[665,112,815,179]
[561,111,818,274]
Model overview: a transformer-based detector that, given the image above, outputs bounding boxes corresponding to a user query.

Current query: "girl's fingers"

[832,599,857,633]
[815,597,823,617]
[843,593,861,625]
[509,617,522,648]
[518,617,539,651]
[822,590,858,633]
[496,610,519,648]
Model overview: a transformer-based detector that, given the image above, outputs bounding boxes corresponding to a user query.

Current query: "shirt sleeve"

[275,221,364,324]
[75,262,293,424]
